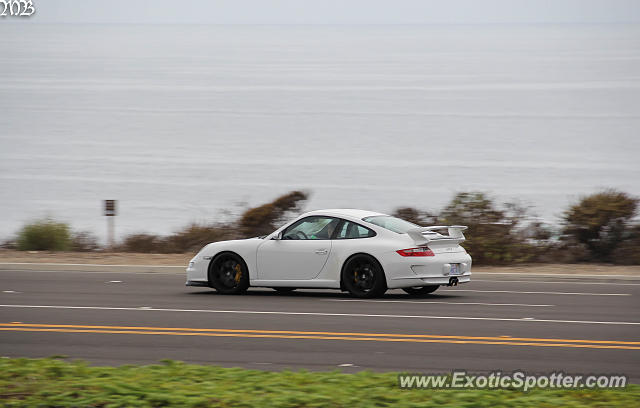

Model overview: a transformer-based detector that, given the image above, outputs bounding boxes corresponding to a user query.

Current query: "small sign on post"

[104,200,116,216]
[104,200,117,248]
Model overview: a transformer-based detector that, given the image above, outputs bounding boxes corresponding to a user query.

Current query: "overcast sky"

[28,0,640,24]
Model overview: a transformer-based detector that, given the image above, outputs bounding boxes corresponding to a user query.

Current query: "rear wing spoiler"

[406,225,468,246]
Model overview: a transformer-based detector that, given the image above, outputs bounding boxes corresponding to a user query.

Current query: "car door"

[256,216,338,280]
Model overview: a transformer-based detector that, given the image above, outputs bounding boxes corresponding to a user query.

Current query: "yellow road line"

[0,322,638,346]
[0,325,638,350]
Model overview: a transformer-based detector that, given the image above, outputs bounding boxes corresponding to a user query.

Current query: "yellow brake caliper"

[234,263,242,283]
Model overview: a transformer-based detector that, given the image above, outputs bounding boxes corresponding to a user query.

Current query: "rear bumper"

[384,252,472,289]
[386,273,471,288]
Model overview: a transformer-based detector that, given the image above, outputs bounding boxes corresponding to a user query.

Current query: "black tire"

[208,252,249,295]
[272,287,296,293]
[402,286,439,296]
[341,255,387,298]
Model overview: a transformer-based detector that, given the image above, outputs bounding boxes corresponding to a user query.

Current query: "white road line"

[0,263,183,268]
[326,299,554,307]
[440,289,629,296]
[0,304,637,326]
[474,272,640,278]
[0,269,180,275]
[472,279,640,286]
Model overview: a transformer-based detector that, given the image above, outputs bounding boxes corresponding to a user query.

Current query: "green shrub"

[71,231,100,252]
[118,190,309,253]
[562,190,638,262]
[439,192,541,265]
[392,207,438,226]
[17,219,72,251]
[163,223,234,253]
[612,225,640,265]
[396,193,546,265]
[119,226,233,254]
[119,233,165,253]
[238,190,308,237]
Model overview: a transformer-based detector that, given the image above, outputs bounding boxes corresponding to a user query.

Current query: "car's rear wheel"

[209,253,249,295]
[402,285,439,296]
[272,287,296,293]
[342,255,387,298]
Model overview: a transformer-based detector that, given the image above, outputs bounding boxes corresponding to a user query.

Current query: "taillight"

[396,247,435,257]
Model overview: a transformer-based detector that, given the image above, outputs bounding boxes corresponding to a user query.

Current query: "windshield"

[362,215,420,234]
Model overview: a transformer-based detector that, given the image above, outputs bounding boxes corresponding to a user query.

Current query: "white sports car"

[186,209,472,298]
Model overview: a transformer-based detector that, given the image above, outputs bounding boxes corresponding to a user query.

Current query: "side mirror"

[272,231,283,240]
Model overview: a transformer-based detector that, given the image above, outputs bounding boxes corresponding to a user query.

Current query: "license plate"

[450,264,461,275]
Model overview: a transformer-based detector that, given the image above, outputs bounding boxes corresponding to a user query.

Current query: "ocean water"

[1,24,639,242]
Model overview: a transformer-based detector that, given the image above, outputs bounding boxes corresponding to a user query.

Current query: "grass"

[0,358,637,407]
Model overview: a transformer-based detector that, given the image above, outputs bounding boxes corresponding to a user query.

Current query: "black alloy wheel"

[209,253,249,295]
[342,255,387,298]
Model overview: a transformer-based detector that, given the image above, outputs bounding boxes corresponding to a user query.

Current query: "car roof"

[301,208,389,220]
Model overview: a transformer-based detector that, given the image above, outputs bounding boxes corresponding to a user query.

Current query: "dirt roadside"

[1,249,639,275]
[0,250,195,266]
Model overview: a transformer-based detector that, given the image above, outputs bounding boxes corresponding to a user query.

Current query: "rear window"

[362,216,419,234]
[335,220,376,239]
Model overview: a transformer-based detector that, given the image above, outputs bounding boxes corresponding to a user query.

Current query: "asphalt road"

[1,269,639,381]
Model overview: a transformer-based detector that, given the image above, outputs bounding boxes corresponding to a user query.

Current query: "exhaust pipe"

[448,277,459,286]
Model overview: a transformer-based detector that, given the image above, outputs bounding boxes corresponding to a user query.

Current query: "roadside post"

[104,200,117,248]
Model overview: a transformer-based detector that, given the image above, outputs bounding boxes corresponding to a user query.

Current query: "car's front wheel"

[209,253,249,295]
[342,255,387,298]
[402,286,439,296]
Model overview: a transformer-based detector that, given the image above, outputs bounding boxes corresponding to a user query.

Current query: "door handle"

[315,249,328,255]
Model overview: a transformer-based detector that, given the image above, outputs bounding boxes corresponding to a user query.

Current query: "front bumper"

[186,255,209,282]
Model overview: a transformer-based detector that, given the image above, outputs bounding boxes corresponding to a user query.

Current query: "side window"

[282,216,340,240]
[335,220,376,239]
